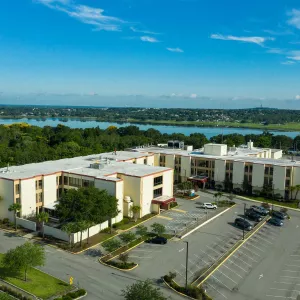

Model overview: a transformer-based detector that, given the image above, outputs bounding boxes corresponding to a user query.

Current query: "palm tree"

[130,206,141,222]
[213,192,223,206]
[294,185,300,200]
[8,203,21,231]
[290,186,296,200]
[75,221,88,247]
[62,223,76,248]
[37,212,49,239]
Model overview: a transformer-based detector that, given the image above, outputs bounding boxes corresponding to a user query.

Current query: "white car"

[200,203,217,209]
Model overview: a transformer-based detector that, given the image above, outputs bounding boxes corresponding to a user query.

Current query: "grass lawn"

[0,292,15,300]
[0,253,72,299]
[114,214,156,231]
[242,196,298,209]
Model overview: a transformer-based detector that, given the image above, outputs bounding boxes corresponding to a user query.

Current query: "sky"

[0,0,300,108]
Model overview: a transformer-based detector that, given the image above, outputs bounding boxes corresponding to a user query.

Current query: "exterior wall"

[151,203,160,214]
[0,179,14,221]
[153,153,160,167]
[293,166,300,200]
[165,154,175,169]
[214,160,226,182]
[16,217,36,231]
[273,166,286,194]
[43,174,57,207]
[162,170,173,196]
[94,178,123,223]
[141,176,154,216]
[146,155,155,166]
[72,221,108,244]
[20,178,36,217]
[181,156,191,180]
[272,150,283,159]
[232,162,245,185]
[44,225,69,242]
[204,144,227,156]
[252,164,264,188]
[135,157,145,164]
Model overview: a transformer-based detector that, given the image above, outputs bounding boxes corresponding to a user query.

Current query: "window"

[286,179,290,187]
[15,184,20,194]
[211,161,215,168]
[270,167,273,176]
[56,176,62,185]
[245,166,249,173]
[144,158,147,165]
[82,179,94,188]
[249,175,252,183]
[264,177,269,185]
[154,176,163,186]
[286,168,291,178]
[36,192,43,203]
[191,159,196,167]
[36,179,42,190]
[69,177,81,187]
[153,187,163,198]
[63,176,68,185]
[16,197,20,204]
[175,156,181,165]
[198,160,206,167]
[264,167,269,175]
[249,165,253,173]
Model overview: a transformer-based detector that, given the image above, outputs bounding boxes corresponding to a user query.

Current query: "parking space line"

[244,242,265,253]
[211,275,231,291]
[206,245,223,257]
[275,281,300,286]
[222,264,243,278]
[199,249,216,261]
[250,234,273,245]
[157,215,173,220]
[181,264,194,275]
[194,254,210,265]
[171,208,187,213]
[291,254,300,257]
[285,264,300,267]
[227,259,248,272]
[266,295,296,299]
[232,254,252,268]
[282,270,300,273]
[241,245,261,257]
[205,282,228,299]
[216,268,238,284]
[270,287,300,292]
[130,249,157,253]
[280,275,300,279]
[174,269,184,278]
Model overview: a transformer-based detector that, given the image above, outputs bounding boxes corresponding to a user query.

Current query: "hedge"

[0,285,31,300]
[54,289,86,300]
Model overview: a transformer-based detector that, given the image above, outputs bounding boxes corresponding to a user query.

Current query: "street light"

[183,241,189,290]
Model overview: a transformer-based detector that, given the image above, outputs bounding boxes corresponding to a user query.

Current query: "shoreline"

[0,116,299,132]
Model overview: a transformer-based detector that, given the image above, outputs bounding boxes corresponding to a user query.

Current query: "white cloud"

[167,47,184,53]
[287,50,300,61]
[140,36,159,43]
[263,29,293,36]
[281,61,296,65]
[266,48,284,54]
[287,9,300,29]
[130,27,159,35]
[295,95,300,100]
[210,33,274,46]
[35,1,125,31]
[190,94,197,99]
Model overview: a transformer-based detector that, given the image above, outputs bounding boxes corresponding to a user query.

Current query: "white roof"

[0,152,168,180]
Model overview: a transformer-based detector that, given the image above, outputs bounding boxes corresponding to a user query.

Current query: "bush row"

[55,289,86,300]
[0,285,31,300]
[105,261,136,270]
[164,275,212,300]
[170,202,178,209]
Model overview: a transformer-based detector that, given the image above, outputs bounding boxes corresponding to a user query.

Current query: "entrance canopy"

[43,201,58,211]
[152,195,175,205]
[188,175,208,183]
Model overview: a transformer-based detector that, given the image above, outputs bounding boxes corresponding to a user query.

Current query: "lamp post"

[184,241,189,290]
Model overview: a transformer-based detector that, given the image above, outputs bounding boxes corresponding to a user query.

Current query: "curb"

[163,279,196,300]
[237,195,300,211]
[196,217,269,287]
[99,258,138,271]
[180,205,235,239]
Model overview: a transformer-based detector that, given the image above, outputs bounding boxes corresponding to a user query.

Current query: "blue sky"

[0,0,300,108]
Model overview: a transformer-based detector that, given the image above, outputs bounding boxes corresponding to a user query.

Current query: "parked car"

[245,209,263,222]
[234,218,253,230]
[272,211,288,220]
[200,203,217,209]
[250,205,269,216]
[268,217,284,226]
[146,236,167,245]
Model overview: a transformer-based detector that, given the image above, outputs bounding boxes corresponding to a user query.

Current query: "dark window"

[36,179,42,190]
[69,177,81,187]
[153,187,163,198]
[264,167,269,175]
[249,175,252,183]
[264,177,269,185]
[245,166,249,173]
[15,184,20,194]
[63,176,68,185]
[270,167,273,176]
[144,158,147,165]
[154,176,163,186]
[211,161,215,168]
[83,179,94,188]
[286,168,291,178]
[57,176,62,185]
[249,165,253,173]
[286,179,290,187]
[16,197,20,204]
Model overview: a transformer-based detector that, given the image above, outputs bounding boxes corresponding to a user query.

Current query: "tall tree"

[151,223,166,237]
[3,242,45,281]
[37,211,49,239]
[130,206,141,222]
[62,222,76,247]
[8,203,21,231]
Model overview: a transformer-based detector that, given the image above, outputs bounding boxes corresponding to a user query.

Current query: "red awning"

[152,196,175,205]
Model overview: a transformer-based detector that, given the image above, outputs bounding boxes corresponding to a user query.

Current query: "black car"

[272,211,287,220]
[146,236,167,245]
[268,217,283,226]
[234,218,253,230]
[245,209,263,222]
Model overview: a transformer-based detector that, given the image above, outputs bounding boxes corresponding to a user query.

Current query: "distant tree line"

[0,105,300,124]
[0,123,299,168]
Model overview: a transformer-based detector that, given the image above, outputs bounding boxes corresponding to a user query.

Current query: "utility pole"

[243,203,246,240]
[184,241,189,291]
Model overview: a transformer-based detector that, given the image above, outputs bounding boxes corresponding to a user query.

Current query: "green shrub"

[100,227,111,233]
[2,218,9,224]
[170,202,178,208]
[107,260,136,269]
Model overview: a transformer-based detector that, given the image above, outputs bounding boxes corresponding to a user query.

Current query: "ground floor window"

[153,187,163,198]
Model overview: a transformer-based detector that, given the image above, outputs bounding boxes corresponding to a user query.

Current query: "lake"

[0,118,299,139]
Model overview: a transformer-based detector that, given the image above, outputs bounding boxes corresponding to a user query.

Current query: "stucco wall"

[44,225,69,242]
[273,166,286,191]
[165,154,175,169]
[146,155,155,166]
[120,175,141,209]
[181,156,191,179]
[153,154,160,167]
[141,175,154,216]
[214,160,226,182]
[162,170,173,196]
[20,178,36,217]
[232,162,245,185]
[43,174,57,206]
[0,179,14,221]
[252,164,264,188]
[16,217,36,231]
